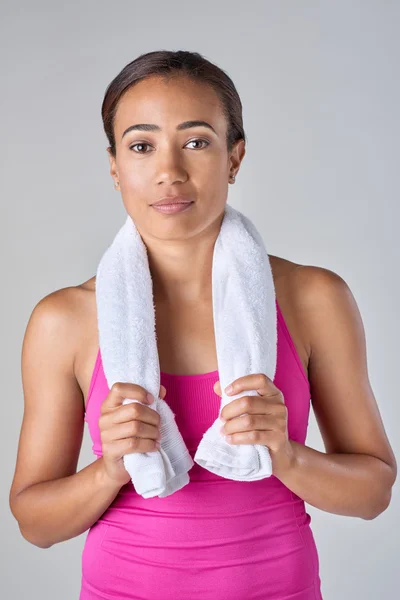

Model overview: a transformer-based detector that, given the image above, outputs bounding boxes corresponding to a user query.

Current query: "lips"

[152,201,194,214]
[152,195,193,206]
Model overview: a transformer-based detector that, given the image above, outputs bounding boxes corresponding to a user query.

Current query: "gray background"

[2,1,399,598]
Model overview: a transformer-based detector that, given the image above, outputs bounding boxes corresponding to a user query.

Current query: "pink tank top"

[79,299,323,599]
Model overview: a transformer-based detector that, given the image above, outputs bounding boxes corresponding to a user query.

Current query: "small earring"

[114,180,119,189]
[230,174,236,183]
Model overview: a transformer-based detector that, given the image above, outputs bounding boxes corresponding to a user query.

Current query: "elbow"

[363,458,397,520]
[10,490,54,549]
[20,525,53,549]
[11,507,53,549]
[363,488,394,521]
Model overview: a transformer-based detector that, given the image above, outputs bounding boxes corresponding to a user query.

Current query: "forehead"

[113,76,226,138]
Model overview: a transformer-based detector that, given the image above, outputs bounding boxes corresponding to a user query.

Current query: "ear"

[229,139,246,176]
[107,147,118,182]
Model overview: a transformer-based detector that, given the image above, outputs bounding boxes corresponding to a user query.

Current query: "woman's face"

[108,75,245,240]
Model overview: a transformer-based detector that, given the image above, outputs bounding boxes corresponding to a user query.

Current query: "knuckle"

[129,403,140,419]
[130,420,141,435]
[99,417,110,435]
[249,430,259,442]
[152,411,160,426]
[244,415,253,428]
[240,396,251,412]
[111,382,123,395]
[279,404,288,418]
[129,437,139,450]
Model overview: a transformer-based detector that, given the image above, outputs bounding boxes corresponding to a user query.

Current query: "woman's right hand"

[98,382,166,487]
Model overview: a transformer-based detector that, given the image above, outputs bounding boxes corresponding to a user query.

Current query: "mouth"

[151,201,194,214]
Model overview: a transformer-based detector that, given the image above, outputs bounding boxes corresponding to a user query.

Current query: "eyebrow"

[121,120,217,140]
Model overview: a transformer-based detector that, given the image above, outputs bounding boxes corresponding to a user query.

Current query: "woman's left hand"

[214,374,297,477]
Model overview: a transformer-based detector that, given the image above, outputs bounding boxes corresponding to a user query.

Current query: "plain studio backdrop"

[1,1,398,598]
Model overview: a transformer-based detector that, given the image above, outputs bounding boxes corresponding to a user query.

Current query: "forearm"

[12,457,122,548]
[274,440,395,520]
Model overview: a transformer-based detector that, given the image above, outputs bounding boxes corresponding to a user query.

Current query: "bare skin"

[9,74,396,549]
[73,255,306,407]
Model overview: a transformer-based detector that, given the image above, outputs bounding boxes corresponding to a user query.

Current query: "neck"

[145,214,224,305]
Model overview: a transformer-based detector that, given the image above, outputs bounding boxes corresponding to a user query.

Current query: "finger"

[221,414,269,436]
[102,382,153,412]
[224,374,276,399]
[224,429,268,446]
[159,384,167,400]
[213,380,222,396]
[220,394,280,423]
[102,419,160,444]
[103,435,159,459]
[109,402,161,428]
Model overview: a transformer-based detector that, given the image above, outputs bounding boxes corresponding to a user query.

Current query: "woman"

[9,50,397,599]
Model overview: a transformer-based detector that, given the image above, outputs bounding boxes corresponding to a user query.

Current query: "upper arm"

[9,289,85,513]
[295,266,397,480]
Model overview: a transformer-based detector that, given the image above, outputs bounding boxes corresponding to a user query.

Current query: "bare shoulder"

[10,278,98,506]
[268,255,355,375]
[268,254,301,282]
[278,259,397,477]
[278,260,361,341]
[28,275,96,317]
[269,253,343,295]
[23,276,96,376]
[282,258,363,347]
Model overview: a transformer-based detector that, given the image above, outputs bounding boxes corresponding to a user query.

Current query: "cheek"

[121,166,148,188]
[119,170,152,206]
[195,164,229,202]
[201,155,229,179]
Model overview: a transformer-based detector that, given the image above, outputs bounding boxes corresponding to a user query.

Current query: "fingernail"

[147,393,154,403]
[225,384,233,394]
[155,441,161,449]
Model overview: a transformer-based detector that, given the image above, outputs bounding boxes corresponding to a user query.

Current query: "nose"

[155,148,188,186]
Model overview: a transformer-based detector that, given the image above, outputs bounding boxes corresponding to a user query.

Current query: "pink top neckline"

[85,297,309,417]
[157,297,283,381]
[160,369,219,380]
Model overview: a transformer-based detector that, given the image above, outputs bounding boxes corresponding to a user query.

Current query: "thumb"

[213,380,222,396]
[159,384,167,399]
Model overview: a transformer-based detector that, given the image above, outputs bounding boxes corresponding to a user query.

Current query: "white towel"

[95,203,278,498]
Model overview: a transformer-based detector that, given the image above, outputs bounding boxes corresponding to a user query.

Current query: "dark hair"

[101,50,247,158]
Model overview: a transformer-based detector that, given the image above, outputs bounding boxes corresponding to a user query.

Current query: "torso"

[72,255,310,411]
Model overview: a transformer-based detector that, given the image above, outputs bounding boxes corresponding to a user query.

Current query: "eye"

[129,142,152,154]
[185,138,210,150]
[128,139,210,153]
